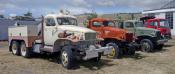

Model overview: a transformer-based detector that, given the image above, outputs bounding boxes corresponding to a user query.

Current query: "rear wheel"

[107,43,121,59]
[60,45,75,69]
[11,41,20,56]
[20,42,32,58]
[140,39,153,52]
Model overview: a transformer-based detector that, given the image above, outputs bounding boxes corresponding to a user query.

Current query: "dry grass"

[0,39,175,74]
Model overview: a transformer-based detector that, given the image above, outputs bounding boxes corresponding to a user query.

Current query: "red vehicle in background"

[140,16,172,39]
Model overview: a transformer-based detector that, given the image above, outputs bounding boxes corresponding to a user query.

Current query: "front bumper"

[164,33,172,39]
[83,46,113,60]
[156,39,168,45]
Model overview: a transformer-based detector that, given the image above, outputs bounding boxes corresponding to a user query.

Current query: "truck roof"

[45,13,76,19]
[125,20,141,22]
[90,18,112,22]
[147,18,166,21]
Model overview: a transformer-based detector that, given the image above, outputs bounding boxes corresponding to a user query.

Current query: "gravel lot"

[0,39,175,74]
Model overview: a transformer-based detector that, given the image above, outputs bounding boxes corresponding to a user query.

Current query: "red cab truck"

[140,16,172,39]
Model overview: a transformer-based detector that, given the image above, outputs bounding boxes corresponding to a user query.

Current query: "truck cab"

[87,18,136,58]
[140,17,172,39]
[118,20,168,52]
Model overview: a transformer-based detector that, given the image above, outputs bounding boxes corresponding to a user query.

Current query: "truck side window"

[150,21,158,26]
[92,22,101,27]
[125,22,134,28]
[46,18,56,26]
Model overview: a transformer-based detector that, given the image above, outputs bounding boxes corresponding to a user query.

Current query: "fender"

[53,39,72,52]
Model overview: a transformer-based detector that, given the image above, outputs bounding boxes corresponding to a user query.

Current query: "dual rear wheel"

[11,41,32,58]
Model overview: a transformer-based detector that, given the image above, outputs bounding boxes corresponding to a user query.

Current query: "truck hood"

[59,25,96,33]
[158,28,171,34]
[135,27,159,37]
[136,27,159,31]
[104,27,125,32]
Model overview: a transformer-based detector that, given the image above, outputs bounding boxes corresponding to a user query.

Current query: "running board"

[40,46,54,53]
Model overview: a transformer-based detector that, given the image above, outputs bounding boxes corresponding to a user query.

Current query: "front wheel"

[60,46,75,69]
[140,39,153,52]
[107,43,121,59]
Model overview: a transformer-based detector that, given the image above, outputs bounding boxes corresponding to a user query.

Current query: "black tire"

[107,43,121,59]
[140,39,154,52]
[60,45,75,69]
[20,42,32,58]
[155,44,164,50]
[127,45,135,55]
[11,41,20,56]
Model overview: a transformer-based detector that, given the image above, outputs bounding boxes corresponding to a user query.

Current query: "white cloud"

[59,5,91,15]
[0,0,172,16]
[0,10,5,14]
[71,0,91,7]
[97,0,116,7]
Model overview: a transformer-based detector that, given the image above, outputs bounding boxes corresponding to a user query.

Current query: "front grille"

[125,32,133,42]
[85,32,96,40]
[76,40,98,51]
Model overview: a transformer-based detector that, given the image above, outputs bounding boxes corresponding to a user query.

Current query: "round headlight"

[150,31,156,36]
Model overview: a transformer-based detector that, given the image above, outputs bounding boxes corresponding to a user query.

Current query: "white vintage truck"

[8,11,113,69]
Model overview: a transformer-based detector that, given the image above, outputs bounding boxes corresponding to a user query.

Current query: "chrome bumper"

[83,46,113,60]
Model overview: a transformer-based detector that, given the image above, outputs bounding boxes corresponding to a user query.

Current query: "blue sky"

[0,0,171,17]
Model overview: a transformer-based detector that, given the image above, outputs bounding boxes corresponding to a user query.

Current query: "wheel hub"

[108,47,116,58]
[61,51,68,66]
[12,44,17,53]
[142,42,150,51]
[21,45,27,56]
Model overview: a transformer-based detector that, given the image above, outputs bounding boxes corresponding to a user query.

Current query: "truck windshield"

[103,21,115,27]
[160,20,169,28]
[57,17,77,25]
[135,22,144,27]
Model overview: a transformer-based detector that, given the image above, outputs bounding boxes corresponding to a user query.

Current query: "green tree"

[87,13,98,20]
[24,11,32,17]
[0,15,4,18]
[83,13,98,27]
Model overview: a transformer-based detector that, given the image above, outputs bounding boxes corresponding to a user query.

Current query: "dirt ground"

[0,39,175,74]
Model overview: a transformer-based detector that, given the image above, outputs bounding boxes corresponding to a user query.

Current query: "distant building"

[100,13,142,20]
[142,0,175,35]
[76,13,143,27]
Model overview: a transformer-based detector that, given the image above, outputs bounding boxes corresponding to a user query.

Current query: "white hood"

[58,25,96,33]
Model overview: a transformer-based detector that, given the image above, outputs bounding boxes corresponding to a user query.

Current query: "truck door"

[44,18,57,45]
[90,21,104,38]
[148,20,158,29]
[124,22,135,34]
